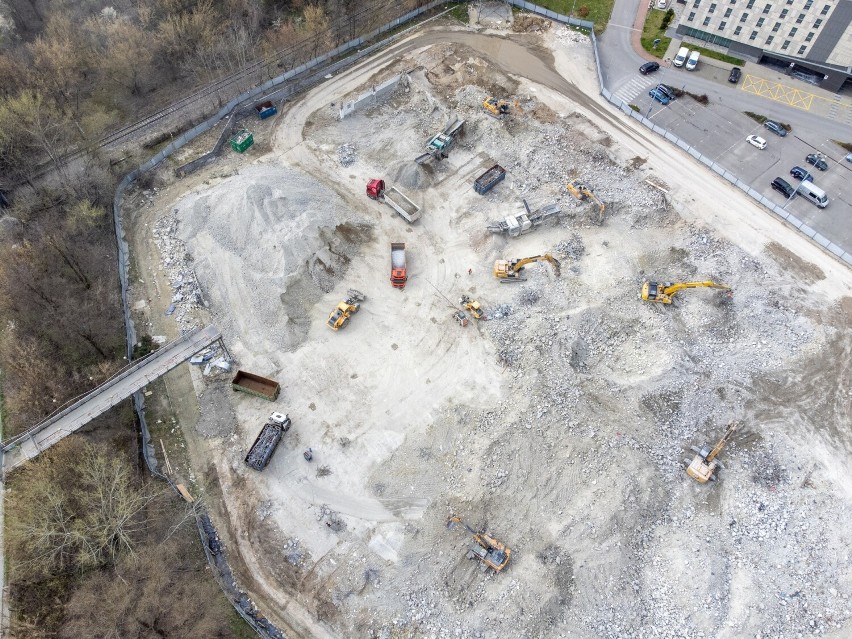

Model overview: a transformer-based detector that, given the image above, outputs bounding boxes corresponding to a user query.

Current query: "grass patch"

[745,111,768,124]
[685,91,709,105]
[629,104,640,112]
[447,2,468,21]
[686,44,745,66]
[532,0,616,34]
[745,111,792,132]
[831,140,852,153]
[640,9,673,59]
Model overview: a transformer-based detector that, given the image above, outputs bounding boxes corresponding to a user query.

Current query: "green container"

[229,129,254,153]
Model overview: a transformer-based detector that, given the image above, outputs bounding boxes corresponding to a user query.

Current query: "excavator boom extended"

[686,422,738,483]
[493,253,561,282]
[447,516,511,572]
[642,280,731,304]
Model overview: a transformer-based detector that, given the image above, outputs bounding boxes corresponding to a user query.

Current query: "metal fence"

[511,1,852,267]
[110,3,448,637]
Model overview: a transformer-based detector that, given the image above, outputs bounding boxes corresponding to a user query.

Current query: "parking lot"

[620,65,852,251]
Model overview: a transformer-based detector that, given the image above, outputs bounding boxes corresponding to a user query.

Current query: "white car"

[746,135,767,150]
[657,0,668,8]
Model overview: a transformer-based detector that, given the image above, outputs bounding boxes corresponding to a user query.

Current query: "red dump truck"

[391,243,407,289]
[366,179,421,223]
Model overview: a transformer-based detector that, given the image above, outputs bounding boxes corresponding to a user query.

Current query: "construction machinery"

[493,253,561,283]
[459,295,485,320]
[482,97,511,118]
[641,281,732,305]
[686,422,738,483]
[390,243,408,289]
[474,164,506,195]
[327,289,365,330]
[566,179,605,225]
[416,116,465,164]
[244,412,291,471]
[447,516,511,573]
[452,310,469,327]
[366,179,422,223]
[487,199,561,237]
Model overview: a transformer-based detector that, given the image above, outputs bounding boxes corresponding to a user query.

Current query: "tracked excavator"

[686,422,738,483]
[483,97,510,118]
[459,295,485,320]
[326,289,366,330]
[447,516,511,573]
[641,280,731,304]
[566,180,605,225]
[493,254,561,282]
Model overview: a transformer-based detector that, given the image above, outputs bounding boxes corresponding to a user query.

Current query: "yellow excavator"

[493,254,561,283]
[641,280,731,305]
[566,179,605,225]
[326,289,366,330]
[459,295,484,320]
[483,97,510,118]
[447,516,511,573]
[687,422,738,483]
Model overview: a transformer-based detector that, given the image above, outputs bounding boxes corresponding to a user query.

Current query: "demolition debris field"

[125,18,852,639]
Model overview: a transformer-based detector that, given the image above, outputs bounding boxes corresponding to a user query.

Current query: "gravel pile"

[337,143,357,167]
[163,165,367,356]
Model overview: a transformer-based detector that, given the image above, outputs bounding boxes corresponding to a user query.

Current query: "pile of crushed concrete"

[157,165,371,361]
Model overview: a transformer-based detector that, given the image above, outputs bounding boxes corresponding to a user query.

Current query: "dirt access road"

[126,17,851,639]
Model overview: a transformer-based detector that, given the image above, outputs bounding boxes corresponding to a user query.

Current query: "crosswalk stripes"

[827,96,839,121]
[613,77,656,105]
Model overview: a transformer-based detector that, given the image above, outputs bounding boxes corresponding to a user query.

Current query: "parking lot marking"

[740,75,815,111]
[613,77,655,104]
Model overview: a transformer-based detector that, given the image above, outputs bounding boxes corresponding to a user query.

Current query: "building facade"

[674,0,852,92]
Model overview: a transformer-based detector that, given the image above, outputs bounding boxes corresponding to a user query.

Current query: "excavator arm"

[706,422,737,462]
[642,280,731,304]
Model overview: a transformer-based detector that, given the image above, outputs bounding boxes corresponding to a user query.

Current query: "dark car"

[655,84,675,101]
[790,166,813,182]
[728,67,742,83]
[805,153,829,171]
[648,88,670,105]
[764,120,787,137]
[640,61,660,75]
[771,177,795,198]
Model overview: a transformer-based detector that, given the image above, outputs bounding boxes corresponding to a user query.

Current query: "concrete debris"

[337,143,358,167]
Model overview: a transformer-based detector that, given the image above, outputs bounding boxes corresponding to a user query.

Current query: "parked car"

[655,84,675,101]
[746,135,767,150]
[771,177,796,198]
[805,153,829,171]
[640,61,660,75]
[789,166,813,182]
[728,67,742,83]
[657,0,668,7]
[648,88,670,105]
[846,152,852,163]
[764,120,787,137]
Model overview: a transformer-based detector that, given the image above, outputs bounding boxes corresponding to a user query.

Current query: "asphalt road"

[598,0,852,257]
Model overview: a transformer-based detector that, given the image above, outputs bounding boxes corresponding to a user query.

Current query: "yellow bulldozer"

[566,179,605,225]
[686,422,738,483]
[326,289,366,330]
[447,516,511,573]
[641,281,732,305]
[483,97,510,118]
[459,295,485,320]
[494,254,560,283]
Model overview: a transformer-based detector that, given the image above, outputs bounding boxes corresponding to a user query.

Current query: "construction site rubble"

[126,20,852,639]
